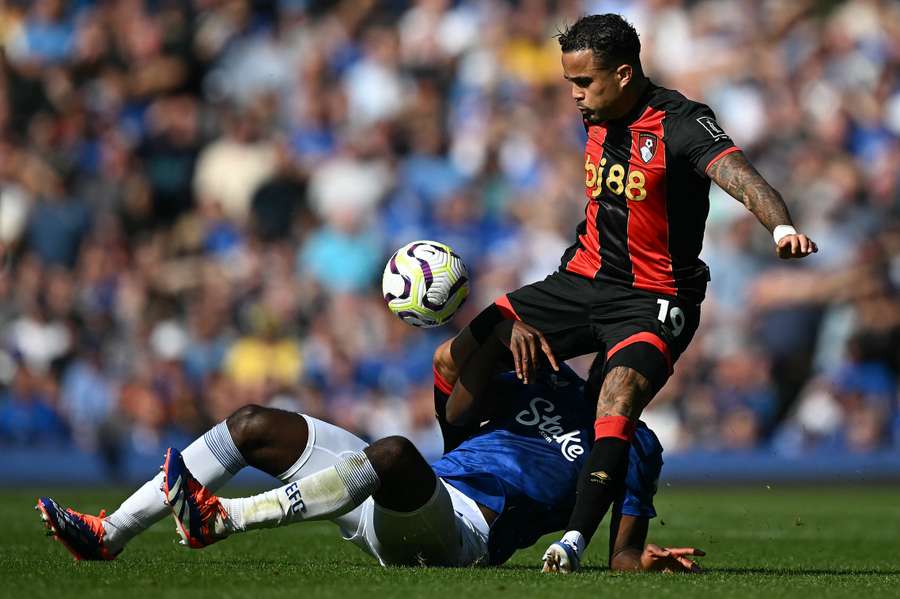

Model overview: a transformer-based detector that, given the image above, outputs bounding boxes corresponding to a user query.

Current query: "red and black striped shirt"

[560,82,738,303]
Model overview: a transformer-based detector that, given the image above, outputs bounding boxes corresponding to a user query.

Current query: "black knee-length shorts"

[494,270,702,395]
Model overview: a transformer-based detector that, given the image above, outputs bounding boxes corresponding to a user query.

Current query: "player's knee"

[379,435,420,463]
[226,404,273,451]
[367,435,425,479]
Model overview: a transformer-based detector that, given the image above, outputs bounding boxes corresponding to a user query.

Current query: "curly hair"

[556,14,642,72]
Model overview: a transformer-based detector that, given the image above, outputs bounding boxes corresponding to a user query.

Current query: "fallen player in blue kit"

[37,331,702,572]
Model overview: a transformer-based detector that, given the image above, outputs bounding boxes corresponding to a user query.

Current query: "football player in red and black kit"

[432,14,818,572]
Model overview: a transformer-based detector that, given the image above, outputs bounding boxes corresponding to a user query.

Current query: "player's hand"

[776,234,817,259]
[495,320,559,384]
[639,543,705,573]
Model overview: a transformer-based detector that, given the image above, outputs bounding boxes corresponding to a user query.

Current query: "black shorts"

[495,270,701,395]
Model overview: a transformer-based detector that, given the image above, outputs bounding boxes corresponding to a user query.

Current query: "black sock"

[433,385,478,454]
[565,437,631,543]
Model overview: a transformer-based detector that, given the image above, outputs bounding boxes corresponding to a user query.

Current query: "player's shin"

[103,421,247,553]
[221,451,380,532]
[564,417,636,552]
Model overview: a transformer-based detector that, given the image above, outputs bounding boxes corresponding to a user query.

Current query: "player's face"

[562,50,630,124]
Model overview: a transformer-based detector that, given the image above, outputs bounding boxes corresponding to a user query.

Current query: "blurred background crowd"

[0,0,898,470]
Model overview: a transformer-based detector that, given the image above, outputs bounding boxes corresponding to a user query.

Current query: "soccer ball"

[382,240,470,328]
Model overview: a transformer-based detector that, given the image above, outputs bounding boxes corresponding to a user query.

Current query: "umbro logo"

[589,470,610,485]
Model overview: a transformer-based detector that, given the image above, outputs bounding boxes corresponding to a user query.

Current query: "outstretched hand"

[495,320,559,384]
[639,544,705,573]
[776,234,817,259]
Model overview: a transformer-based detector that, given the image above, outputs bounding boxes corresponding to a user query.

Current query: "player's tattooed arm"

[706,151,791,232]
[707,151,817,259]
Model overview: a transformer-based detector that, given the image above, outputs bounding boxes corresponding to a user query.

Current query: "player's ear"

[616,64,633,89]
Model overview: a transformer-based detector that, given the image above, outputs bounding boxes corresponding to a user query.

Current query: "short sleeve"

[665,103,739,176]
[617,423,663,518]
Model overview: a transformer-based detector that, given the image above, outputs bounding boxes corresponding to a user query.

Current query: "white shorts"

[279,415,490,567]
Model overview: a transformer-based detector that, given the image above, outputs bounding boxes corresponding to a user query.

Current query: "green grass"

[3,485,899,598]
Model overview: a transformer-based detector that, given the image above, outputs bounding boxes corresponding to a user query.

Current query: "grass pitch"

[2,484,899,599]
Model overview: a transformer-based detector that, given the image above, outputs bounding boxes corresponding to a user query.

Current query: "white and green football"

[382,240,470,328]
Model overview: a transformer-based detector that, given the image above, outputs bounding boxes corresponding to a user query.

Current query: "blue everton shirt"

[431,364,663,565]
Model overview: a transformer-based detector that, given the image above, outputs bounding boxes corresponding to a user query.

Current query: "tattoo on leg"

[596,367,653,418]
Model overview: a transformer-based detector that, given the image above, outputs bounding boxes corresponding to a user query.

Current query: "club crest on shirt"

[638,133,658,163]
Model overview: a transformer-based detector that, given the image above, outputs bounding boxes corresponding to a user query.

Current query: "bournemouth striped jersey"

[560,82,738,302]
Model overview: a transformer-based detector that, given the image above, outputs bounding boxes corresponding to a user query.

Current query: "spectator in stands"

[0,0,897,464]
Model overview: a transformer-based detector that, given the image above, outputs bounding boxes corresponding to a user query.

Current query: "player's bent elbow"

[368,435,429,481]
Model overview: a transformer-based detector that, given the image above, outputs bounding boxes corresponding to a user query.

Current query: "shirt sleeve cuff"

[704,146,741,173]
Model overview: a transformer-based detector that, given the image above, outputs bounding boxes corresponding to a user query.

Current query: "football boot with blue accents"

[161,447,230,548]
[35,497,118,561]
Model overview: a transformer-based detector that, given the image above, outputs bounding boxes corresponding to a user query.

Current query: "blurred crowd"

[0,0,898,468]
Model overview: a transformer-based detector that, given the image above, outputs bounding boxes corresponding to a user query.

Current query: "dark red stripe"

[606,331,672,374]
[565,125,608,279]
[594,416,636,441]
[704,146,740,173]
[627,107,676,296]
[433,366,453,395]
[565,201,601,278]
[595,123,634,283]
[494,294,520,320]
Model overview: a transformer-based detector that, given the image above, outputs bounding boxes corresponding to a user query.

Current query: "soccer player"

[446,14,818,573]
[36,337,701,572]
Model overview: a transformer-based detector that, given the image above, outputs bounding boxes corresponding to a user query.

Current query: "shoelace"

[187,480,229,539]
[65,508,107,539]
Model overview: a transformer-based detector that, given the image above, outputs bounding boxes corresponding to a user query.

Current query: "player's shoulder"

[647,83,716,122]
[646,84,728,147]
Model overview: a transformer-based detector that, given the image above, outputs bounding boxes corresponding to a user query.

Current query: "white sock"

[561,530,586,556]
[102,421,247,553]
[222,451,379,532]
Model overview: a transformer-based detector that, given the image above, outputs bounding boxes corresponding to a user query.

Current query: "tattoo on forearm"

[707,151,793,232]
